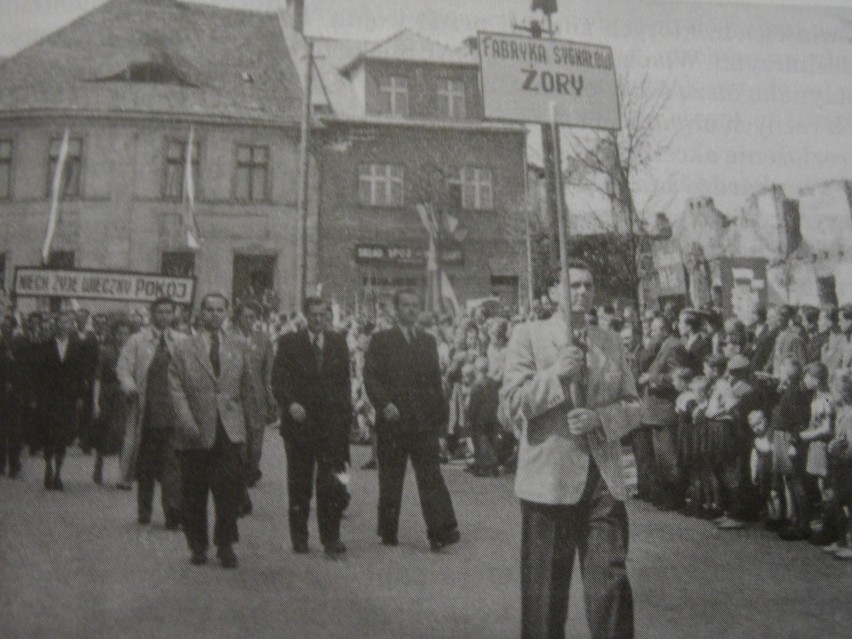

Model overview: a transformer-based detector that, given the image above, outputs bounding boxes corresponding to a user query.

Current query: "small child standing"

[823,371,852,559]
[748,410,781,526]
[800,362,835,497]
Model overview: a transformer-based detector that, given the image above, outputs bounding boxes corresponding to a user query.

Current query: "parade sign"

[477,31,620,129]
[354,244,464,267]
[13,267,195,304]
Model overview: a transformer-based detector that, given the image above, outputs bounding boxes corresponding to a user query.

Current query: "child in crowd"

[696,355,727,518]
[748,409,781,526]
[676,373,706,516]
[465,356,502,477]
[772,357,813,541]
[824,371,852,560]
[800,361,835,498]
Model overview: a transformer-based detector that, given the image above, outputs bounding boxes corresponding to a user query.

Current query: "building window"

[47,251,75,269]
[0,140,11,200]
[378,76,409,117]
[359,164,404,207]
[235,145,269,202]
[161,251,195,277]
[460,167,493,210]
[47,137,83,198]
[437,79,466,119]
[164,139,200,200]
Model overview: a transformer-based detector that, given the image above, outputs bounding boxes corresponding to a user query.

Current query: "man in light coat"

[501,262,640,639]
[116,298,184,523]
[168,293,254,569]
[232,301,276,489]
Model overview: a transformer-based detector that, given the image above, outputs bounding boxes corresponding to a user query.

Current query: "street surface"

[1,431,850,639]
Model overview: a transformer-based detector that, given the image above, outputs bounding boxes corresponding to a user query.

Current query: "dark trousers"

[179,423,242,553]
[651,423,682,508]
[0,400,23,474]
[283,437,345,547]
[137,426,182,523]
[376,429,458,542]
[631,426,657,502]
[520,463,634,639]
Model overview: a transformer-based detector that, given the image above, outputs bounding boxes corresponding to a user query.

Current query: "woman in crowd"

[91,319,133,485]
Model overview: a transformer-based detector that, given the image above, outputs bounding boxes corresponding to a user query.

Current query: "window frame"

[163,137,200,201]
[161,251,196,278]
[234,144,271,203]
[358,163,405,208]
[0,139,12,200]
[459,167,494,211]
[378,75,409,118]
[47,136,83,199]
[437,78,466,120]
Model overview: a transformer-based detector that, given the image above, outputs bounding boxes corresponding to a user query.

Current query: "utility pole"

[295,40,314,311]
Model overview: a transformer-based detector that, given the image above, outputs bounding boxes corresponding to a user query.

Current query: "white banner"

[14,268,195,304]
[478,31,620,129]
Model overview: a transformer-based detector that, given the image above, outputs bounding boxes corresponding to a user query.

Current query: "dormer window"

[438,79,466,119]
[378,76,408,117]
[89,55,196,87]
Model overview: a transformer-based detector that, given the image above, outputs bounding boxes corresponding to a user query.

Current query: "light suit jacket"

[168,331,254,451]
[501,314,641,505]
[233,329,276,430]
[116,327,185,438]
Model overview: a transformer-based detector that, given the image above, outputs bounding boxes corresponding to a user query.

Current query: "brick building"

[281,9,528,314]
[0,0,309,313]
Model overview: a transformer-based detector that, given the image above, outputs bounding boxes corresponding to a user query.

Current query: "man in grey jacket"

[501,262,640,639]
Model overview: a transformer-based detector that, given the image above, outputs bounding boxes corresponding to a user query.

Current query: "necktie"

[313,333,323,368]
[210,331,221,377]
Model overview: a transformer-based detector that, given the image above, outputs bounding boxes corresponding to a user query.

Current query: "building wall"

[0,116,309,311]
[798,180,852,255]
[315,123,527,311]
[363,60,482,120]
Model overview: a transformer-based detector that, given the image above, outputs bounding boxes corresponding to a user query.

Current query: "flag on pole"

[42,128,70,264]
[416,204,441,311]
[183,125,200,250]
[440,270,460,316]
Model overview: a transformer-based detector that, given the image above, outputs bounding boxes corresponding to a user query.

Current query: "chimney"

[286,0,305,34]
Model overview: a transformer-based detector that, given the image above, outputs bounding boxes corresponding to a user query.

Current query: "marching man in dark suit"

[39,310,89,490]
[364,289,460,552]
[168,293,255,569]
[272,296,351,558]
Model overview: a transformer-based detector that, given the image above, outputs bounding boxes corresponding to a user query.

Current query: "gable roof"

[0,0,303,124]
[339,29,477,74]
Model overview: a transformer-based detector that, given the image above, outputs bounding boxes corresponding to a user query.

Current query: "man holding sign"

[501,262,640,639]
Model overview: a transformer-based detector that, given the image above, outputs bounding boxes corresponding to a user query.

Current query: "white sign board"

[477,31,620,129]
[14,267,195,304]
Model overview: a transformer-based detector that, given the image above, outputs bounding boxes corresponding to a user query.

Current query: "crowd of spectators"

[3,295,850,561]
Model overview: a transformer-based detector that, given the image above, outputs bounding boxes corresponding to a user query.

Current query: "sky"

[2,0,851,223]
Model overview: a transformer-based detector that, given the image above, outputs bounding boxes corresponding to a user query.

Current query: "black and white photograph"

[0,0,850,637]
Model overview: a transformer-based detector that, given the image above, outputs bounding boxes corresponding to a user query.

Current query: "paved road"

[1,431,849,639]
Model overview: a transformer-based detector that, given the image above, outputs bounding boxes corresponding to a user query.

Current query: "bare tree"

[564,70,673,311]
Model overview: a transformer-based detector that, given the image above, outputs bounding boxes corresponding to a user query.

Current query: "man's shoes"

[430,528,461,552]
[116,482,132,491]
[834,547,852,560]
[361,459,377,470]
[190,550,207,566]
[292,541,310,554]
[822,542,841,554]
[217,546,238,569]
[52,475,64,491]
[324,539,347,559]
[138,513,151,525]
[165,516,181,531]
[9,465,21,479]
[778,526,810,541]
[716,517,745,530]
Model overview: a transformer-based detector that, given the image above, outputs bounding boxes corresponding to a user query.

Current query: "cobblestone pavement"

[1,431,849,639]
